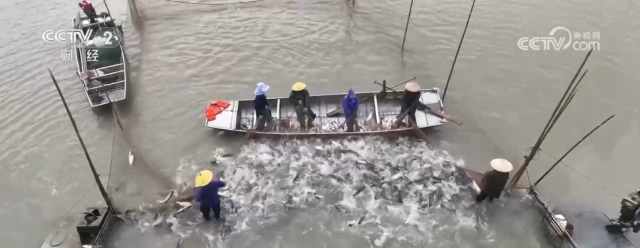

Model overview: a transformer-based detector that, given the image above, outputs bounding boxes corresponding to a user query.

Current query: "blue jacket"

[341,89,359,116]
[254,94,269,111]
[195,180,226,206]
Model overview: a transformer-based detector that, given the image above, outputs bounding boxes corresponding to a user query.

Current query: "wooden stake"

[48,68,117,212]
[401,0,415,52]
[441,0,477,102]
[509,49,593,188]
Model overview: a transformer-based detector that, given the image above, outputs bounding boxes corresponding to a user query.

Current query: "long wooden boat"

[204,81,449,138]
[72,10,127,108]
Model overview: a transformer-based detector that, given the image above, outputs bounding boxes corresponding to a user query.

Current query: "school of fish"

[121,136,507,247]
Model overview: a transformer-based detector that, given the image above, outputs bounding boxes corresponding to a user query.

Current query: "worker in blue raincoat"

[194,170,226,220]
[254,82,272,131]
[341,89,359,132]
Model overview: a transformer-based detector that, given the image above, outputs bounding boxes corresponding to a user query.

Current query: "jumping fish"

[353,185,366,196]
[328,174,346,183]
[292,171,301,184]
[173,202,193,217]
[128,151,134,166]
[390,172,404,181]
[348,215,366,227]
[396,187,404,204]
[158,190,175,203]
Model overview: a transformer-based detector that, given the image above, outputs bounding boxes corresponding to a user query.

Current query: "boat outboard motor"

[606,189,640,234]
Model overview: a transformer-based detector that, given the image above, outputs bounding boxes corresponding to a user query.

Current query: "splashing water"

[127,137,551,248]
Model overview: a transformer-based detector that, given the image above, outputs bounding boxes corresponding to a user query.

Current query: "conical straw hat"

[292,82,306,91]
[405,81,420,92]
[195,170,214,187]
[490,158,513,173]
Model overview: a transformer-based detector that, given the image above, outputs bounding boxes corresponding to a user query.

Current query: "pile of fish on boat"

[122,137,483,244]
[255,112,408,133]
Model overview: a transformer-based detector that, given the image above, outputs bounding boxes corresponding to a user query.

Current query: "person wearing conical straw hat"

[398,80,422,125]
[194,170,226,220]
[288,82,316,131]
[476,158,512,203]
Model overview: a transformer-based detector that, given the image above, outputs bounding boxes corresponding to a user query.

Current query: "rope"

[536,148,625,200]
[164,0,264,6]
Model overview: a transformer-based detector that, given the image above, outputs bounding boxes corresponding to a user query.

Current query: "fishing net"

[127,0,141,21]
[105,105,176,213]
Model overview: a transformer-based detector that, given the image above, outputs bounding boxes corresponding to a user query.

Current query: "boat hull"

[205,87,448,138]
[73,12,127,108]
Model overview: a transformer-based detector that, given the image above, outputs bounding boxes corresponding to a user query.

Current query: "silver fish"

[353,186,366,196]
[390,172,404,181]
[348,215,366,227]
[131,186,198,222]
[292,171,301,183]
[158,190,174,203]
[173,202,193,217]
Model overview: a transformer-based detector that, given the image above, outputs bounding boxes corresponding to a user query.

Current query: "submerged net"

[113,136,555,248]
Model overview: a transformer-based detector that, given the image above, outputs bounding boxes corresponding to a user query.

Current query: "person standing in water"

[398,81,421,125]
[476,158,512,203]
[289,82,316,131]
[341,89,359,132]
[254,82,272,131]
[194,170,226,220]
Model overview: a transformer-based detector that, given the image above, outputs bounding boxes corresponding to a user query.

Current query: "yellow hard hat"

[195,170,214,187]
[292,82,306,91]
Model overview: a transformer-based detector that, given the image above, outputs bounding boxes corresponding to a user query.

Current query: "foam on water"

[130,137,547,248]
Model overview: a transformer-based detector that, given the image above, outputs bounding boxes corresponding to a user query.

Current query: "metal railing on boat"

[530,188,580,248]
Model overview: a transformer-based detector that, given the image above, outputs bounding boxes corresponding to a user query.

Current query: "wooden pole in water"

[47,68,117,212]
[533,114,615,187]
[509,49,593,189]
[401,0,415,52]
[102,0,114,18]
[441,0,477,102]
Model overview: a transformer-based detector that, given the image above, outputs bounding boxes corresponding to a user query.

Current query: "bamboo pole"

[441,0,477,102]
[401,0,415,52]
[48,68,117,212]
[537,69,588,144]
[533,114,615,186]
[102,0,113,18]
[509,49,593,188]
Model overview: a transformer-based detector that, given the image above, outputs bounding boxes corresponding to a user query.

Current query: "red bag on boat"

[209,100,230,109]
[205,100,231,121]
